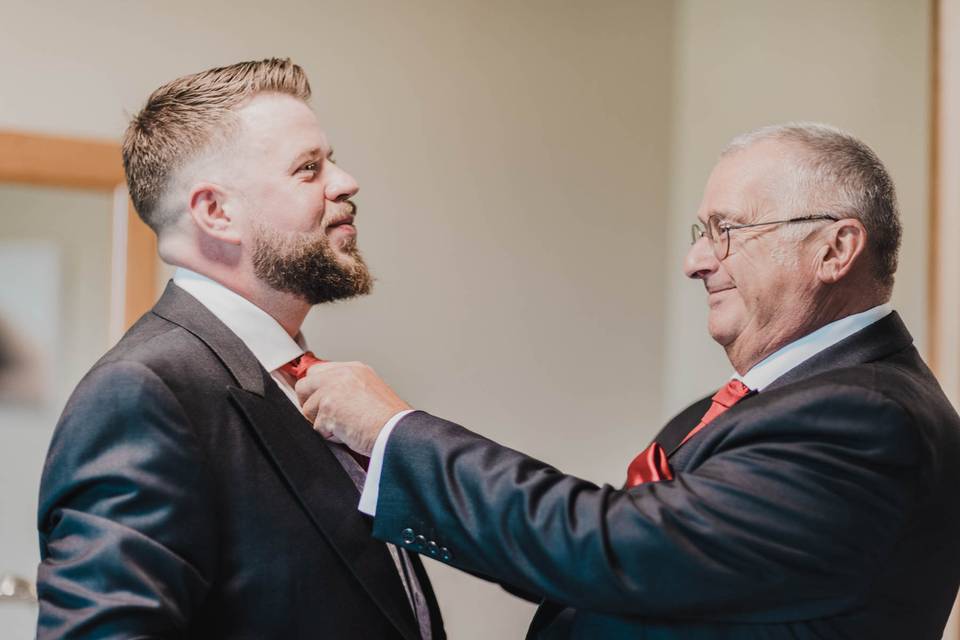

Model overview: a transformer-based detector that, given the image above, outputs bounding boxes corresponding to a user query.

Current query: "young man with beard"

[36,58,443,640]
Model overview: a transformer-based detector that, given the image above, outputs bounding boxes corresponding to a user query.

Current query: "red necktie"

[280,351,371,471]
[279,351,325,379]
[625,379,752,487]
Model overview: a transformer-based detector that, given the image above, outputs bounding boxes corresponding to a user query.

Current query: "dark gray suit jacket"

[372,312,960,638]
[37,282,444,639]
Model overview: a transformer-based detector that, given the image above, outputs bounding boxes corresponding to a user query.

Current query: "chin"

[333,251,358,268]
[707,316,738,348]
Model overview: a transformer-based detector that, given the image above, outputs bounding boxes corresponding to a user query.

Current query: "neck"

[726,287,883,375]
[167,259,310,338]
[228,278,312,337]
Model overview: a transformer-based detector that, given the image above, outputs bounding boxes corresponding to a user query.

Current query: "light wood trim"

[931,0,960,401]
[931,1,960,637]
[0,130,125,190]
[124,201,158,328]
[0,129,158,333]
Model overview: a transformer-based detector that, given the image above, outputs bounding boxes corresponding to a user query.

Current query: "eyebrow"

[702,209,742,224]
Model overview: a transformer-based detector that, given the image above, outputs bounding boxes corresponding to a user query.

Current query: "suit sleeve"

[371,385,920,622]
[36,360,217,638]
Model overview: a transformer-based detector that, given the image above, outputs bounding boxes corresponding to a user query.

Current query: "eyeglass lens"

[707,217,728,259]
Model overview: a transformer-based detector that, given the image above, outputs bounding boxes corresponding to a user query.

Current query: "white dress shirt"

[360,303,894,516]
[173,268,307,403]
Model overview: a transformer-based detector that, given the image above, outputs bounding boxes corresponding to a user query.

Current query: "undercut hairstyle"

[121,58,311,232]
[722,122,901,291]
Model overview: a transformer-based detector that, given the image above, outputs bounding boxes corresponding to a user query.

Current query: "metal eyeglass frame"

[690,214,839,260]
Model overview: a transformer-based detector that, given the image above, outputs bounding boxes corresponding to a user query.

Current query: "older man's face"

[683,140,821,371]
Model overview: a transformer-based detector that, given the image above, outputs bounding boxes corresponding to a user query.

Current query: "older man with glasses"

[296,123,960,639]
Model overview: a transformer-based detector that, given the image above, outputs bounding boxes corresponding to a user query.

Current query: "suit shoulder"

[749,358,960,484]
[101,310,201,362]
[52,316,211,448]
[92,312,224,385]
[792,353,958,429]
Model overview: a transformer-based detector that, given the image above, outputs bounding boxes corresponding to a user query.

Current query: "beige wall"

[0,0,943,638]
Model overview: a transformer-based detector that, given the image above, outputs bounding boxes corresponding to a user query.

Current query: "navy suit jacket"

[37,283,444,639]
[372,312,960,638]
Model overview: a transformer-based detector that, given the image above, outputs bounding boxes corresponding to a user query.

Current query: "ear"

[187,182,242,245]
[816,218,867,285]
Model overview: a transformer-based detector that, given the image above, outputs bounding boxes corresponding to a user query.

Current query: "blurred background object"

[0,133,155,638]
[0,572,37,634]
[0,573,36,603]
[0,309,46,406]
[0,0,956,638]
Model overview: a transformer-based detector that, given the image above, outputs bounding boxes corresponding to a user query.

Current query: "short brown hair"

[122,58,311,231]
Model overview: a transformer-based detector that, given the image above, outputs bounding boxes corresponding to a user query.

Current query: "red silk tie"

[625,379,752,487]
[280,352,371,471]
[279,351,325,380]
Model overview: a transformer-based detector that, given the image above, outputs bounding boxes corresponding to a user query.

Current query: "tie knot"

[280,351,325,380]
[712,379,752,408]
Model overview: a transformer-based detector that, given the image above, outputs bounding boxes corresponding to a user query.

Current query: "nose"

[683,235,718,280]
[325,163,359,203]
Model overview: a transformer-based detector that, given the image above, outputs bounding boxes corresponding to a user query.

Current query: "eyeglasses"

[690,214,839,260]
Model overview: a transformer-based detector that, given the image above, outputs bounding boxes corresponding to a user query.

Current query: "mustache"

[342,200,357,218]
[321,199,358,228]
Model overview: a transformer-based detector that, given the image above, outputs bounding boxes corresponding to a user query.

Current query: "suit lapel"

[151,282,266,396]
[658,395,712,455]
[230,380,422,640]
[152,282,421,640]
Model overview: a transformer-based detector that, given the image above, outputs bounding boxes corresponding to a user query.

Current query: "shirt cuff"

[358,409,415,516]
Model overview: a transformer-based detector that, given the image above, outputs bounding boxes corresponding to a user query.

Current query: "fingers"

[291,361,406,452]
[300,383,337,439]
[313,418,335,440]
[295,361,359,438]
[300,380,322,422]
[295,361,336,405]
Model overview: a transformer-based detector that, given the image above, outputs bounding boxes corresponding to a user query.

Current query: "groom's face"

[231,92,373,303]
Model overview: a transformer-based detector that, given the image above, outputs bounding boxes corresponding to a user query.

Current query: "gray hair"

[722,122,901,290]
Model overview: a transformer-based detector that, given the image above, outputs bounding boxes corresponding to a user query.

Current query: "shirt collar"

[736,303,893,392]
[172,268,306,373]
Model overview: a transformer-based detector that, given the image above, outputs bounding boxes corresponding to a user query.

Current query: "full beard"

[251,223,374,305]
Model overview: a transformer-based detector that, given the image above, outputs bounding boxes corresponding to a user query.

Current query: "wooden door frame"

[0,130,158,340]
[930,1,960,636]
